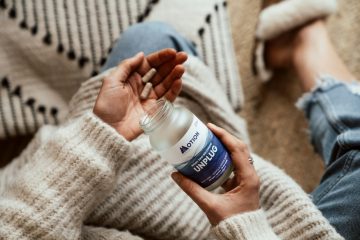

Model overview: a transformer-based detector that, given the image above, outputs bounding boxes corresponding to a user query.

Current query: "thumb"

[171,172,214,211]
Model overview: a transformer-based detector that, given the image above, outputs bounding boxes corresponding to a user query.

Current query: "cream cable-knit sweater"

[0,57,343,240]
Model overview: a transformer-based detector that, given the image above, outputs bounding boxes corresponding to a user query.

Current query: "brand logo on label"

[180,146,188,153]
[180,131,200,154]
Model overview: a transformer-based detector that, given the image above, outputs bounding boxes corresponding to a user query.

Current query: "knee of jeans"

[120,21,177,42]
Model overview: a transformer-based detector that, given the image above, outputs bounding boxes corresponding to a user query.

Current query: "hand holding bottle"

[171,123,260,226]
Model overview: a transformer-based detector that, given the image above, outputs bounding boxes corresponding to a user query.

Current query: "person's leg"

[267,20,360,239]
[101,21,197,71]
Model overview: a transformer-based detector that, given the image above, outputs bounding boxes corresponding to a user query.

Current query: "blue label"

[174,130,232,188]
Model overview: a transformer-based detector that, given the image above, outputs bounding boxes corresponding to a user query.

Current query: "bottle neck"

[139,99,174,134]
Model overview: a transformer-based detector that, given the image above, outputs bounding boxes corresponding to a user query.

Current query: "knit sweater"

[0,57,343,240]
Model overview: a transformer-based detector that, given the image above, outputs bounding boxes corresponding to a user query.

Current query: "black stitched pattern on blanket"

[0,0,159,76]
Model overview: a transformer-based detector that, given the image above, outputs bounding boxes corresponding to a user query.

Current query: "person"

[0,17,358,240]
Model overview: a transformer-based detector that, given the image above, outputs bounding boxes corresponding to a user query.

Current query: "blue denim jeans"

[101,21,197,71]
[103,22,360,239]
[297,78,360,239]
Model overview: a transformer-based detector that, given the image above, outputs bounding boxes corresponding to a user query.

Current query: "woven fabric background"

[0,0,244,164]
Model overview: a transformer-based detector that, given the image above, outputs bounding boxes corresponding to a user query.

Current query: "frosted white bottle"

[140,99,233,191]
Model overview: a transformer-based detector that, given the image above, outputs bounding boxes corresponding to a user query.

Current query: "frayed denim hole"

[295,76,343,112]
[346,83,360,97]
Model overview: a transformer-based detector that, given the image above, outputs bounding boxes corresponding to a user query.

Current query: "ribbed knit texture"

[82,226,143,240]
[0,55,344,239]
[212,209,278,239]
[0,112,135,239]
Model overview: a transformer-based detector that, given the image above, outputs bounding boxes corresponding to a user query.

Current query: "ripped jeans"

[298,77,360,239]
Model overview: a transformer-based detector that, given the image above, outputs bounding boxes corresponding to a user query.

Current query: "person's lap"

[102,21,360,239]
[101,21,197,71]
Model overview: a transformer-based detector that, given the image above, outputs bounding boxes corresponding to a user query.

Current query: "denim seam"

[313,151,355,204]
[337,131,351,150]
[318,93,348,133]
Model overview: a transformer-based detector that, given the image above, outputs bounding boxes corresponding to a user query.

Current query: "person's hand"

[171,123,260,226]
[93,49,187,141]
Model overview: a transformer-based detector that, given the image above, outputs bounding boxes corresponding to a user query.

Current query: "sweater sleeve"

[82,225,143,240]
[0,111,133,239]
[0,125,57,195]
[212,209,279,240]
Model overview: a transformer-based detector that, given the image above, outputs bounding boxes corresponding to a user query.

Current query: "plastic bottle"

[140,99,233,191]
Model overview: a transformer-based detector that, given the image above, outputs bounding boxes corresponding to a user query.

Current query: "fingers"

[136,48,177,76]
[164,79,182,102]
[153,65,184,97]
[207,123,253,176]
[146,48,177,67]
[104,52,144,84]
[171,172,214,211]
[151,52,187,86]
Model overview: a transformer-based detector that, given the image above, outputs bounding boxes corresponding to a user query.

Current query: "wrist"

[110,122,141,141]
[92,111,139,141]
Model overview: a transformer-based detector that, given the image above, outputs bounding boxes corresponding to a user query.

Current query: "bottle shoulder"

[149,107,194,151]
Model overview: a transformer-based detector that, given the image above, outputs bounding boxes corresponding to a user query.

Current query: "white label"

[159,116,208,165]
[158,115,232,188]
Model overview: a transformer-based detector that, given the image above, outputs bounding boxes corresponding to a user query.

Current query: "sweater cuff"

[33,109,134,190]
[58,111,132,172]
[28,111,134,212]
[212,209,279,240]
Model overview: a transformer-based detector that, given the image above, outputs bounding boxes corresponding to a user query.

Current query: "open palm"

[94,49,187,141]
